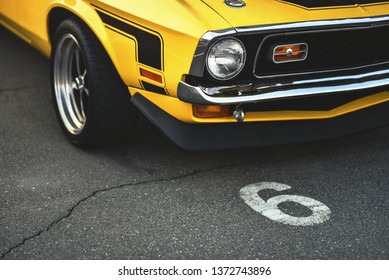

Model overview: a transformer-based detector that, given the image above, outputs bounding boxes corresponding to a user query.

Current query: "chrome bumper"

[178,69,389,105]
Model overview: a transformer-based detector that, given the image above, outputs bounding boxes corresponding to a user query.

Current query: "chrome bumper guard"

[178,69,389,105]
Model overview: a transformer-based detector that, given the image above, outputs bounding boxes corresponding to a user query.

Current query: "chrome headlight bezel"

[205,37,247,81]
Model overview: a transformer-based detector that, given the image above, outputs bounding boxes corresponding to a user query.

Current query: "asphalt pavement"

[0,25,388,260]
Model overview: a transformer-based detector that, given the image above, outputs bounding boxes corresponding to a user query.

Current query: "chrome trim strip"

[235,15,389,34]
[178,69,389,105]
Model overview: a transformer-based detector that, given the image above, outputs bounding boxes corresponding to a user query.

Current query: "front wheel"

[51,18,138,147]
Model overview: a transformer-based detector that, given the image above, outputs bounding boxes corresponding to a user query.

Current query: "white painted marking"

[240,182,331,226]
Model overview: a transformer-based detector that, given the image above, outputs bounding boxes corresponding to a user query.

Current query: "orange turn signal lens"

[140,68,163,83]
[193,105,231,118]
[273,43,308,63]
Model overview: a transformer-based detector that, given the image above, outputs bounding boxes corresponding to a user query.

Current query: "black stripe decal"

[97,10,163,70]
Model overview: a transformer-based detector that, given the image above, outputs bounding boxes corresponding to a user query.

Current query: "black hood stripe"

[279,0,389,8]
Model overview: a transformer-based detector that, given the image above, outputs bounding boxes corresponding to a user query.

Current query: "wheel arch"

[46,3,121,78]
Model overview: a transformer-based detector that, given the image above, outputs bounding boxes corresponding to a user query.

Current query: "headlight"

[206,38,246,80]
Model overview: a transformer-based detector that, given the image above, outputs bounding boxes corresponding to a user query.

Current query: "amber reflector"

[193,105,231,118]
[140,68,163,83]
[273,43,308,63]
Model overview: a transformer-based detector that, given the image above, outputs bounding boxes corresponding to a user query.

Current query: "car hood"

[201,0,389,28]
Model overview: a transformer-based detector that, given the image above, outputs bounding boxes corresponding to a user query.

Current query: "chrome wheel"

[53,34,89,135]
[51,18,138,147]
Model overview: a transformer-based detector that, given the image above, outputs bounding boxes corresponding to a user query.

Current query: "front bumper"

[178,68,389,105]
[132,92,389,151]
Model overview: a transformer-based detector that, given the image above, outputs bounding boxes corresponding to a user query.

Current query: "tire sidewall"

[50,18,95,146]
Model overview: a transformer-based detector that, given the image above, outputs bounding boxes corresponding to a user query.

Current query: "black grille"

[254,23,389,77]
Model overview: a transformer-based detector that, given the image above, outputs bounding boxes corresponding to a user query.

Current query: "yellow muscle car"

[1,0,389,150]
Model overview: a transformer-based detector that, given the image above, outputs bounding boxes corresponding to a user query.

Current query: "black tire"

[50,17,138,147]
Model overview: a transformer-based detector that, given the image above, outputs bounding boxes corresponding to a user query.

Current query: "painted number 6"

[240,182,331,226]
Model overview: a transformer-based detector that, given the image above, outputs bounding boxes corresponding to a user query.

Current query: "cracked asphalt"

[1,25,388,260]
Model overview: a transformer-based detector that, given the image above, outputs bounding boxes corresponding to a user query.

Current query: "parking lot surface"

[0,26,388,259]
